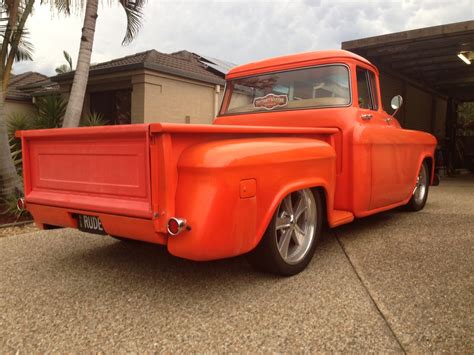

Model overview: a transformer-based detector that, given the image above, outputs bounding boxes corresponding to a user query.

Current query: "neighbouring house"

[48,50,234,125]
[5,72,57,118]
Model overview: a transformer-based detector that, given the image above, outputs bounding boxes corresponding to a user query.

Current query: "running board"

[329,210,354,227]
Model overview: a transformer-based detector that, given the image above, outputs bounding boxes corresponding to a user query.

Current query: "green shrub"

[7,113,33,176]
[33,94,67,129]
[6,95,68,177]
[7,112,33,137]
[81,111,107,127]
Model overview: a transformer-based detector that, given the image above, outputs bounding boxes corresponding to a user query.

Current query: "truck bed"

[19,123,340,246]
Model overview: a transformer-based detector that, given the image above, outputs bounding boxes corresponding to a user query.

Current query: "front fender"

[167,137,336,261]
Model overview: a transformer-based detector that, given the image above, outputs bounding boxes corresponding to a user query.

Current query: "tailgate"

[20,124,153,219]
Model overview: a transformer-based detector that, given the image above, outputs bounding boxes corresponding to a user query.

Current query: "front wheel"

[248,188,323,276]
[406,161,430,211]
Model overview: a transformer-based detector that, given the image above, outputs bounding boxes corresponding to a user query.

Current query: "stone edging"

[0,220,34,229]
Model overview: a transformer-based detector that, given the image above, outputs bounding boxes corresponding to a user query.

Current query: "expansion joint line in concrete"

[333,230,407,354]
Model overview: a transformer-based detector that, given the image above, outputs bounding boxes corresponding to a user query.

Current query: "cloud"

[13,0,474,76]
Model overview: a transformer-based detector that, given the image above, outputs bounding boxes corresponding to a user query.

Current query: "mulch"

[0,222,37,237]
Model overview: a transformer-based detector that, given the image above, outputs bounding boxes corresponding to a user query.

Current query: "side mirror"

[390,95,403,116]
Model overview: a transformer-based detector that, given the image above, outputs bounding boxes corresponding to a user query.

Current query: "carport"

[342,20,474,174]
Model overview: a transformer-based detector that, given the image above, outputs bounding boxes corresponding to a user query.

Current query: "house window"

[89,89,131,125]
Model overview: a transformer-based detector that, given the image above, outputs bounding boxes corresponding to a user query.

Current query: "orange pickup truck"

[17,50,437,275]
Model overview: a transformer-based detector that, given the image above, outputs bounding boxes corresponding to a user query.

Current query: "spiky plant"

[7,112,32,175]
[33,94,67,129]
[81,111,107,126]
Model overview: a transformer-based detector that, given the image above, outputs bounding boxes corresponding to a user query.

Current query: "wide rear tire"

[248,188,323,276]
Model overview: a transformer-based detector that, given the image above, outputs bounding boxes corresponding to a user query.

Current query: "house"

[4,72,55,118]
[48,50,233,125]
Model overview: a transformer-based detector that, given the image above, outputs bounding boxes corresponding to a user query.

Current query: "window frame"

[356,66,379,111]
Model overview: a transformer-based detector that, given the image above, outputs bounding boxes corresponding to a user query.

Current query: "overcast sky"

[13,0,474,76]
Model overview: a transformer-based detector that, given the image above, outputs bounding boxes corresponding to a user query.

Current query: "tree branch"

[0,0,20,73]
[3,0,35,93]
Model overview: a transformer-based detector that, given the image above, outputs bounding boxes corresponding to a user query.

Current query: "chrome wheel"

[247,188,323,276]
[275,189,317,265]
[413,164,428,205]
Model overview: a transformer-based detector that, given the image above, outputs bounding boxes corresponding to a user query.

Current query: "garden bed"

[0,201,36,237]
[0,210,32,225]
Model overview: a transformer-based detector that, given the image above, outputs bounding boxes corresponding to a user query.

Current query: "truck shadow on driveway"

[61,225,342,287]
[60,209,402,289]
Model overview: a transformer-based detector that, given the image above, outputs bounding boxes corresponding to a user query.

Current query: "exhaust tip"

[17,197,25,212]
[167,217,187,236]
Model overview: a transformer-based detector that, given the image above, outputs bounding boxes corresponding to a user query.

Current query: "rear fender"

[168,137,336,261]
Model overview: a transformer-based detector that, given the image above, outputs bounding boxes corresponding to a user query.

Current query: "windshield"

[221,65,351,115]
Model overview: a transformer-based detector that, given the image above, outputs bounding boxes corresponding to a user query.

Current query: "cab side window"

[368,71,379,110]
[356,67,378,110]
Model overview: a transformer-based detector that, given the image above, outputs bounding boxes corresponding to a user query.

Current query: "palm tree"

[55,50,73,74]
[62,0,147,128]
[0,0,35,196]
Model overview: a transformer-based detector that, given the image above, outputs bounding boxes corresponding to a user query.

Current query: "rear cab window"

[221,65,351,115]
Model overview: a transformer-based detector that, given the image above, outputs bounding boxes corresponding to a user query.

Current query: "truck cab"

[215,50,435,217]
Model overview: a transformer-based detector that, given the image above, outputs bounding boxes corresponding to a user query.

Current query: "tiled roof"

[7,72,50,101]
[90,50,151,71]
[53,49,226,85]
[17,76,60,96]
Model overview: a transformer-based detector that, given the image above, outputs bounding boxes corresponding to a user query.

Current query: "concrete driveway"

[1,177,472,352]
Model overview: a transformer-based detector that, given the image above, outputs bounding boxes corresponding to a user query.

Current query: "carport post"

[445,98,458,175]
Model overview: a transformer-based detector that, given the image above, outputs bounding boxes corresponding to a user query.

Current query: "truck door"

[356,67,406,210]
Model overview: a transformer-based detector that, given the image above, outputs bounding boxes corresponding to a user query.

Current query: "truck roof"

[227,49,374,79]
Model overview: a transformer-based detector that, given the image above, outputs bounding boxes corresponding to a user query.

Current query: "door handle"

[361,114,372,120]
[385,117,393,124]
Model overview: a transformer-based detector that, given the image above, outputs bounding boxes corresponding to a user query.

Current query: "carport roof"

[342,21,474,102]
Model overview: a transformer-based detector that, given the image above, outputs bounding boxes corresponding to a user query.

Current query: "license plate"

[77,214,107,235]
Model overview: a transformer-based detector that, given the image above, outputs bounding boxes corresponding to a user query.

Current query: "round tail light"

[167,217,187,236]
[17,198,25,211]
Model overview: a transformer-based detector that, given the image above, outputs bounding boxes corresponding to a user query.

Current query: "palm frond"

[119,0,146,45]
[40,0,85,15]
[55,63,69,74]
[40,0,71,15]
[14,35,33,61]
[63,49,72,69]
[55,50,73,73]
